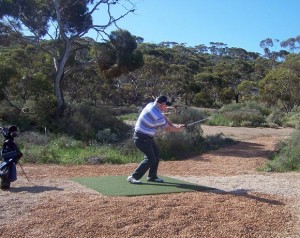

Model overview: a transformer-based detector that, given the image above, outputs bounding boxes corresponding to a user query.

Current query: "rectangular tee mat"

[71,175,213,196]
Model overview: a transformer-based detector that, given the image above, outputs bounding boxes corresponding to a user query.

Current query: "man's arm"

[163,115,185,132]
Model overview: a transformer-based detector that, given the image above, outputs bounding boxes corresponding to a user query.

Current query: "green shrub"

[205,133,236,150]
[49,135,85,149]
[96,128,118,143]
[168,107,208,125]
[224,110,266,127]
[214,102,269,127]
[18,131,141,165]
[240,120,253,127]
[156,124,205,161]
[220,101,270,116]
[16,131,49,147]
[193,92,215,108]
[207,114,231,126]
[15,106,235,165]
[264,129,300,172]
[110,105,139,116]
[156,107,208,160]
[113,138,142,163]
[117,112,138,121]
[266,109,285,126]
[53,104,131,141]
[0,102,32,130]
[282,112,300,128]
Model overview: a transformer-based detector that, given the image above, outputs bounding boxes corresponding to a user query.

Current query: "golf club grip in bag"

[0,158,15,170]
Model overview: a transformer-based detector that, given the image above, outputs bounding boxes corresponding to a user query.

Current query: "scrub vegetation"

[264,129,300,172]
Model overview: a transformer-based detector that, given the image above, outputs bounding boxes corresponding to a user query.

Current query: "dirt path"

[0,126,299,238]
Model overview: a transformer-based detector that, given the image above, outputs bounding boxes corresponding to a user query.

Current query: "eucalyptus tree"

[213,59,254,103]
[125,42,193,103]
[0,43,58,125]
[251,57,273,82]
[260,38,289,63]
[194,44,209,54]
[90,29,144,105]
[237,80,259,102]
[208,42,228,56]
[227,47,259,61]
[260,38,276,59]
[137,54,170,99]
[126,43,172,102]
[259,54,300,113]
[193,72,222,107]
[62,30,143,106]
[166,44,202,104]
[0,53,19,107]
[280,36,300,53]
[0,0,136,115]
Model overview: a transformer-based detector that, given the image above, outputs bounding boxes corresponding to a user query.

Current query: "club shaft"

[186,117,210,127]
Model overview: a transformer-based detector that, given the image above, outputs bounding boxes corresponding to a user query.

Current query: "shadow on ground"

[210,141,274,158]
[209,188,285,205]
[9,186,64,193]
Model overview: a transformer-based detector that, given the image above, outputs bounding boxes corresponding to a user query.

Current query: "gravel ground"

[171,173,300,198]
[0,125,299,238]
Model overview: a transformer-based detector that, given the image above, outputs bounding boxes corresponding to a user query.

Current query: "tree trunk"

[235,92,239,103]
[53,0,71,117]
[54,40,71,116]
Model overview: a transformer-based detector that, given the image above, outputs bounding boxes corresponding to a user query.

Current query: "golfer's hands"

[175,124,185,132]
[165,122,185,132]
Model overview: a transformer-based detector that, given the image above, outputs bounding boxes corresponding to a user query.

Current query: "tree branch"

[92,8,134,31]
[2,89,22,112]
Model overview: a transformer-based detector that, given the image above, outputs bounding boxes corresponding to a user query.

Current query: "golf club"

[185,117,211,127]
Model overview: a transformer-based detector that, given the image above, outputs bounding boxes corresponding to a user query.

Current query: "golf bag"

[0,126,23,189]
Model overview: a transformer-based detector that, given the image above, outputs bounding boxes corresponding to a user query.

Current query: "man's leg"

[131,136,156,180]
[148,141,160,179]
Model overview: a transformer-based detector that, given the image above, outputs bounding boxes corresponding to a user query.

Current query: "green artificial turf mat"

[71,175,213,196]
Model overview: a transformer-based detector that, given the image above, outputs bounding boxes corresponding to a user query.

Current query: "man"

[127,96,185,184]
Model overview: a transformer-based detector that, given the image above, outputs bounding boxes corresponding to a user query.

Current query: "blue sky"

[93,0,300,54]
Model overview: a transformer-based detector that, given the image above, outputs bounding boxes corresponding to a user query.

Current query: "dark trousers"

[131,132,160,180]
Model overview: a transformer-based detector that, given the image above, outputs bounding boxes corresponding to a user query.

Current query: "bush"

[110,105,139,116]
[207,114,231,126]
[19,134,86,164]
[17,130,142,165]
[214,102,270,127]
[193,92,215,108]
[96,128,118,143]
[220,101,270,116]
[117,112,138,121]
[0,102,32,130]
[168,107,208,125]
[54,103,132,141]
[264,129,300,172]
[17,131,49,147]
[156,107,207,160]
[57,111,95,140]
[282,112,300,128]
[155,106,238,160]
[223,110,266,127]
[156,126,205,160]
[266,109,285,126]
[205,133,236,150]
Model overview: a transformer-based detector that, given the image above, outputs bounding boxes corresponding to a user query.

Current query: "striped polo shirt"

[134,102,167,136]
